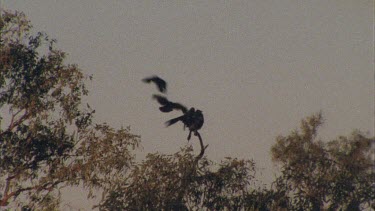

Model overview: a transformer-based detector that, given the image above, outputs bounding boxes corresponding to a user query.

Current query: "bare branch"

[194,132,208,165]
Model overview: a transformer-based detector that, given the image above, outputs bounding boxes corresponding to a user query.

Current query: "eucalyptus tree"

[271,113,374,210]
[0,10,140,209]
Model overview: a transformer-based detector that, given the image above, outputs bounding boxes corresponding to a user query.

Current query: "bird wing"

[152,94,169,105]
[142,75,167,93]
[142,76,155,83]
[171,102,188,113]
[159,105,174,113]
[154,77,167,93]
[165,115,184,127]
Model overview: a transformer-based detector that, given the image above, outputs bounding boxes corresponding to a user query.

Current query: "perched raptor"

[142,75,167,93]
[165,107,204,140]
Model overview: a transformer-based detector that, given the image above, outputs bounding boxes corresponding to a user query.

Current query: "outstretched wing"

[152,94,169,105]
[165,115,183,127]
[159,105,173,113]
[153,94,188,113]
[159,102,188,113]
[142,75,167,93]
[170,102,188,113]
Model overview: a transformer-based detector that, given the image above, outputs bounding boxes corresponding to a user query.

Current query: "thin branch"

[0,179,64,207]
[1,169,26,206]
[175,131,208,208]
[194,132,208,165]
[2,177,12,206]
[0,111,30,136]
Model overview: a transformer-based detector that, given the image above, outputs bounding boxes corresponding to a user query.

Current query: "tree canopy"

[271,113,374,210]
[0,10,140,209]
[100,112,374,210]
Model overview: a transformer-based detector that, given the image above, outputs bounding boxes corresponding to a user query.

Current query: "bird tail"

[165,116,183,127]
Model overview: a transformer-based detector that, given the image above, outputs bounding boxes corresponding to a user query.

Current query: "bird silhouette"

[165,107,204,140]
[153,94,188,113]
[142,75,167,93]
[186,109,204,140]
[143,75,204,140]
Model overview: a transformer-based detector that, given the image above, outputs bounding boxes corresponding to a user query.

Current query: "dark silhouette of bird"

[142,75,167,93]
[186,109,204,140]
[165,107,204,140]
[143,75,204,140]
[153,94,188,113]
[165,107,195,126]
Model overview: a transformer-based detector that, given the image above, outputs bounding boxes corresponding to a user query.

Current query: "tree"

[100,112,374,211]
[0,10,140,209]
[99,144,258,210]
[271,112,374,210]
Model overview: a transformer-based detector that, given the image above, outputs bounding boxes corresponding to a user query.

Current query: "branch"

[174,131,208,208]
[1,168,27,206]
[194,131,208,165]
[0,110,30,137]
[0,179,64,207]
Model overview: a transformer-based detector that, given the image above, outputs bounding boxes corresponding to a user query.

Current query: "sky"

[2,0,374,210]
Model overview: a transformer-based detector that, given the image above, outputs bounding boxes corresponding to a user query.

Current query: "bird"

[142,75,167,93]
[153,94,188,113]
[165,107,195,127]
[143,75,204,140]
[165,108,204,140]
[186,109,204,140]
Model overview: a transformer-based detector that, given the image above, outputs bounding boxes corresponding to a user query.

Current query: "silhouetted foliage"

[0,10,140,209]
[100,113,374,211]
[99,146,258,210]
[271,112,374,210]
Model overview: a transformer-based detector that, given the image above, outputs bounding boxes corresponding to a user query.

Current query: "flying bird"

[142,75,167,93]
[153,94,188,113]
[165,108,204,140]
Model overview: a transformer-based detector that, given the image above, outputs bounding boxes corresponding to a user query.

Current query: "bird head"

[188,107,195,113]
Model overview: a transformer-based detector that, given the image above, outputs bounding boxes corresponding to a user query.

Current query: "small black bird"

[153,94,188,113]
[142,75,167,93]
[165,108,204,140]
[186,109,204,140]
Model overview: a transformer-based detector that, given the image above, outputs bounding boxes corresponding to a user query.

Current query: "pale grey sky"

[2,0,374,210]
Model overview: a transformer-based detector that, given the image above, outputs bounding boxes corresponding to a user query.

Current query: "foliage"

[99,145,257,210]
[101,113,374,211]
[271,112,374,210]
[0,10,140,209]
